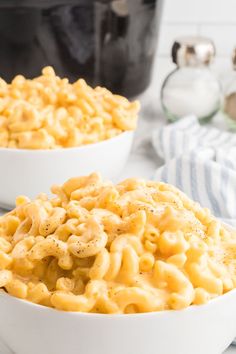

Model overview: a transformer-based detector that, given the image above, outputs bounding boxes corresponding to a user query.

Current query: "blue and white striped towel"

[152,115,236,226]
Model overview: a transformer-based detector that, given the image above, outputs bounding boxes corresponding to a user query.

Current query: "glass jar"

[0,0,163,97]
[223,48,236,130]
[161,36,221,122]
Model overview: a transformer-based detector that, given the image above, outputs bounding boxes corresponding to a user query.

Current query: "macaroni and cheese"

[0,173,235,313]
[0,67,139,149]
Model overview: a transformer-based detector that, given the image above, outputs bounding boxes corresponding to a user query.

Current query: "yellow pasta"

[0,67,139,149]
[0,172,236,313]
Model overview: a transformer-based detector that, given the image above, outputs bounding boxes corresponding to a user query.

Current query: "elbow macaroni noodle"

[0,67,139,149]
[0,172,236,313]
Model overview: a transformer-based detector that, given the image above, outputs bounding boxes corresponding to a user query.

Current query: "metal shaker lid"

[232,48,236,70]
[172,36,216,67]
[111,0,129,16]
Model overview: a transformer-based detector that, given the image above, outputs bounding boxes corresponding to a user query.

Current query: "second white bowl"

[0,131,133,209]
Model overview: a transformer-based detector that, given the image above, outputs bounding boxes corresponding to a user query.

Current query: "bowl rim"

[0,131,134,154]
[1,288,235,319]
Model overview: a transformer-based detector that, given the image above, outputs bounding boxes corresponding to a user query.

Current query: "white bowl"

[0,289,235,354]
[0,131,134,209]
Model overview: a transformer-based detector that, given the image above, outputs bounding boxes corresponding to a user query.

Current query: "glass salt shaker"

[161,36,221,122]
[223,48,236,130]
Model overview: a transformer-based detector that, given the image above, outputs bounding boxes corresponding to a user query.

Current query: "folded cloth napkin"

[152,115,236,226]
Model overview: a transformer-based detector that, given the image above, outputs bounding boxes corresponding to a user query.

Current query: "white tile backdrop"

[153,0,236,92]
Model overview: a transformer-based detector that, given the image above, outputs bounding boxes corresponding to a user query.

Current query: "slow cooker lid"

[0,0,95,8]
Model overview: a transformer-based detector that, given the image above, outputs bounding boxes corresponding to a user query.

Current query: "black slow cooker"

[0,0,162,97]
